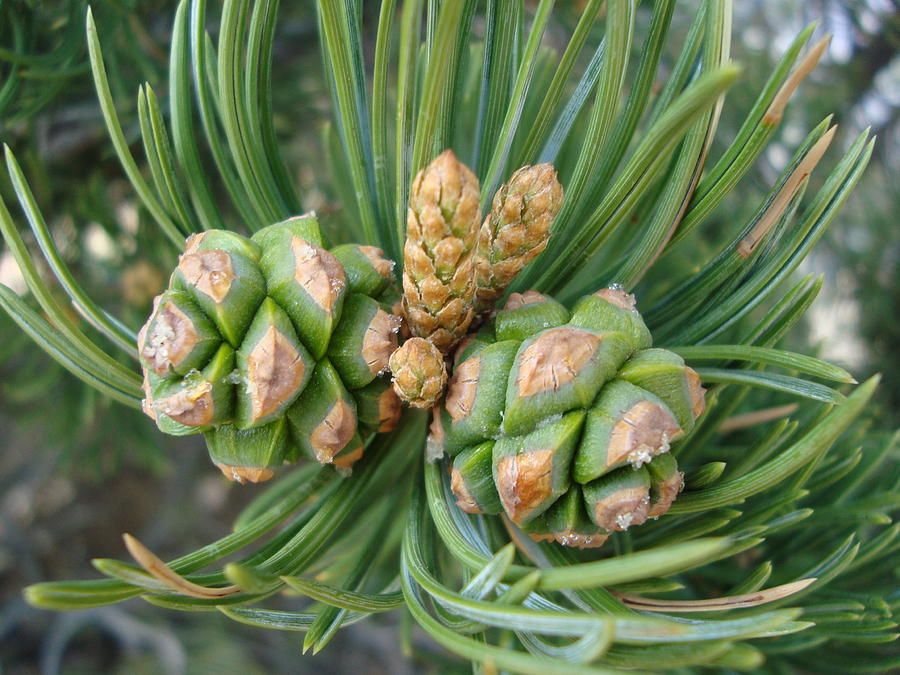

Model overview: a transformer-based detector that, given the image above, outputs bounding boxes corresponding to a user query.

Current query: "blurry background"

[0,1,896,672]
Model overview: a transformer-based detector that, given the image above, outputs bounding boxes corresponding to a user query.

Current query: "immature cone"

[438,287,706,548]
[474,163,563,314]
[137,215,399,481]
[389,338,448,408]
[402,150,480,354]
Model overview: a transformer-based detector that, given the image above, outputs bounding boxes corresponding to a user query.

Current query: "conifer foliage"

[2,1,896,671]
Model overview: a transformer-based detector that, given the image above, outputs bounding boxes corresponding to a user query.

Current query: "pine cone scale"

[290,238,346,315]
[243,325,308,423]
[139,292,219,377]
[178,249,234,303]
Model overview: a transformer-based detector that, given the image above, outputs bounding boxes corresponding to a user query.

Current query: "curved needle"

[123,533,242,599]
[615,578,816,612]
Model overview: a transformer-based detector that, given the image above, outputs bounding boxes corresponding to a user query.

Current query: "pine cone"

[137,215,399,482]
[402,150,481,354]
[474,164,563,314]
[434,287,705,548]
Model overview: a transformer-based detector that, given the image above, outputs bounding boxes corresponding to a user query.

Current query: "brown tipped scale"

[647,453,684,519]
[140,370,202,436]
[362,309,401,376]
[155,382,216,427]
[178,248,233,303]
[441,340,518,455]
[149,344,234,429]
[686,367,707,419]
[583,466,652,532]
[608,401,681,466]
[309,398,356,464]
[285,360,361,467]
[389,337,448,408]
[354,378,403,433]
[594,287,636,310]
[359,246,395,277]
[504,290,551,310]
[332,433,365,470]
[451,467,482,514]
[138,291,220,377]
[331,244,396,296]
[449,441,502,515]
[328,294,401,389]
[374,388,402,432]
[495,449,556,523]
[474,163,563,314]
[514,328,600,397]
[260,235,347,359]
[503,326,632,436]
[494,291,570,342]
[290,240,345,314]
[174,231,266,348]
[446,356,479,422]
[214,464,275,484]
[402,150,481,353]
[574,379,683,484]
[240,325,307,421]
[492,410,583,525]
[203,418,291,484]
[617,349,707,432]
[540,486,610,549]
[569,287,652,350]
[235,298,313,429]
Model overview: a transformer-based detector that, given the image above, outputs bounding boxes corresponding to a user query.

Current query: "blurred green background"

[0,1,896,672]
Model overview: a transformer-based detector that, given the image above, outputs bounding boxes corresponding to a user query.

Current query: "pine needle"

[737,125,835,258]
[718,404,800,433]
[123,533,241,599]
[763,35,831,126]
[616,578,816,612]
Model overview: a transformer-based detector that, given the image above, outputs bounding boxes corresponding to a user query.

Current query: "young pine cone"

[474,163,563,314]
[433,288,705,549]
[402,150,481,354]
[137,215,401,482]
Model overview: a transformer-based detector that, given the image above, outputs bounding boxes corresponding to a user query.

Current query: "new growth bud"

[475,164,563,314]
[389,337,448,408]
[402,150,481,353]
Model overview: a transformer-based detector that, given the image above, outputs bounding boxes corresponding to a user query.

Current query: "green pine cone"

[435,287,703,547]
[138,215,401,482]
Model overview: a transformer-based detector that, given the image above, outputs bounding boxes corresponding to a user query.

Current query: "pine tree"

[3,1,897,671]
